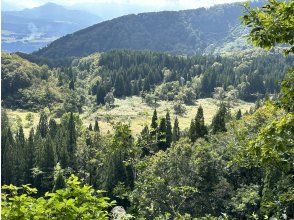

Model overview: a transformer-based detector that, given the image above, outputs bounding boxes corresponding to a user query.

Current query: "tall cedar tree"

[69,79,75,90]
[14,126,26,185]
[67,113,77,170]
[165,111,172,148]
[94,120,100,132]
[49,118,58,138]
[114,74,124,97]
[189,120,196,142]
[195,106,208,139]
[40,135,56,192]
[38,111,48,138]
[96,83,106,105]
[1,127,15,184]
[236,109,242,120]
[150,109,158,138]
[139,125,151,157]
[211,104,227,134]
[157,118,167,151]
[172,117,180,142]
[25,128,35,184]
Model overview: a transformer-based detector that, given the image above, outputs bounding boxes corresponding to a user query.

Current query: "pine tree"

[211,104,227,134]
[88,123,93,131]
[165,111,172,148]
[114,74,125,97]
[189,120,196,142]
[139,125,151,157]
[37,111,48,138]
[49,118,58,138]
[24,128,35,184]
[69,79,75,90]
[236,109,242,120]
[96,83,106,105]
[150,109,158,139]
[172,117,180,142]
[14,126,26,185]
[94,120,100,133]
[194,106,208,139]
[40,135,56,192]
[67,113,77,170]
[157,118,167,151]
[1,127,15,184]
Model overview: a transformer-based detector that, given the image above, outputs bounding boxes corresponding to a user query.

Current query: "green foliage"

[242,0,294,54]
[172,117,180,142]
[211,104,227,134]
[131,140,227,218]
[189,106,208,142]
[1,175,114,219]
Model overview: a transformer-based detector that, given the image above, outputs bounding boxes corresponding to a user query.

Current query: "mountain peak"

[36,2,65,10]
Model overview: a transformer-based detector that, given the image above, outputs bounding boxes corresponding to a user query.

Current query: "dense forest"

[2,49,293,112]
[31,1,266,59]
[1,0,294,219]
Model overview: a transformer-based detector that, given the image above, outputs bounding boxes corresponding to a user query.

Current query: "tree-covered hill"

[33,2,265,59]
[2,49,293,113]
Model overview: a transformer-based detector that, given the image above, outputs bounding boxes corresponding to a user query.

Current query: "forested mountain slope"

[33,2,264,59]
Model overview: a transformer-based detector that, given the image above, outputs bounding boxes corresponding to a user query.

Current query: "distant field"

[6,97,254,137]
[82,97,254,136]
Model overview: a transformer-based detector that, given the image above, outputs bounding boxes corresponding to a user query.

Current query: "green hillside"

[32,2,259,59]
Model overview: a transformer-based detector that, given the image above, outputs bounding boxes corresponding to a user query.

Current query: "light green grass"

[81,96,254,136]
[6,97,254,137]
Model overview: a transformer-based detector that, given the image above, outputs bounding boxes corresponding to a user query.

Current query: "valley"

[1,0,294,219]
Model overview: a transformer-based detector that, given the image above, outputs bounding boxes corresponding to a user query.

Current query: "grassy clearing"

[6,97,254,137]
[81,96,254,136]
[6,109,40,136]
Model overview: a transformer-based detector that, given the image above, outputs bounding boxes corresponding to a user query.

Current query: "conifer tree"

[96,83,106,105]
[194,106,208,139]
[1,127,15,184]
[211,104,227,134]
[189,120,196,142]
[94,120,100,133]
[14,126,26,185]
[37,111,48,138]
[69,79,75,90]
[49,118,58,138]
[236,109,242,120]
[139,125,151,156]
[114,74,124,97]
[53,172,66,192]
[40,135,56,192]
[165,111,172,148]
[157,118,167,151]
[150,109,158,142]
[24,128,35,184]
[172,117,180,142]
[88,123,93,131]
[67,112,77,170]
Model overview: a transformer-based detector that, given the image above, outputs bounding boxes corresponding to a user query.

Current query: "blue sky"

[2,0,246,11]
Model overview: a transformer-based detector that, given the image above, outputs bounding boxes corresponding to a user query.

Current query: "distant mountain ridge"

[33,2,264,59]
[1,3,101,53]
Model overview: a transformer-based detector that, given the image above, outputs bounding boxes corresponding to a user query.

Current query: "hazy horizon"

[2,0,247,20]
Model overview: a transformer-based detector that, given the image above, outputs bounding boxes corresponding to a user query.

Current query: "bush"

[1,175,115,219]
